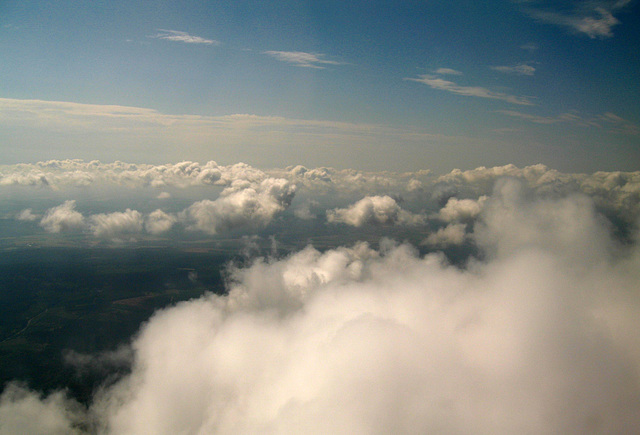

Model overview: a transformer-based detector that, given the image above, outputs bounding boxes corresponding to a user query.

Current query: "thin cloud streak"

[153,29,220,45]
[491,63,536,76]
[407,75,534,106]
[263,51,342,68]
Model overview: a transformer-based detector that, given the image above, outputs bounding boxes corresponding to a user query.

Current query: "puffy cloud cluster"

[89,209,144,240]
[24,174,295,240]
[0,160,266,190]
[39,200,85,233]
[327,195,425,227]
[182,178,295,235]
[436,195,487,222]
[16,209,38,222]
[145,210,177,235]
[423,222,467,246]
[3,161,639,227]
[3,180,640,433]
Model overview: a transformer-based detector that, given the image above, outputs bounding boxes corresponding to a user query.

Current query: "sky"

[1,0,639,173]
[1,2,640,433]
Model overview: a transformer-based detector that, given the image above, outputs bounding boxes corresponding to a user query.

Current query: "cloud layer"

[2,178,639,433]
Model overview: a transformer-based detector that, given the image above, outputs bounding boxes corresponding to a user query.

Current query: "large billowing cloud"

[327,195,425,226]
[3,179,639,433]
[182,178,296,234]
[436,196,487,222]
[89,209,144,240]
[39,200,85,233]
[145,210,177,235]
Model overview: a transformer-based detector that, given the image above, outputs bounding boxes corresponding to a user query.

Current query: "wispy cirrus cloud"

[498,109,640,135]
[433,68,463,76]
[491,63,536,76]
[520,42,539,51]
[152,29,220,45]
[518,0,632,38]
[262,51,342,69]
[406,74,534,106]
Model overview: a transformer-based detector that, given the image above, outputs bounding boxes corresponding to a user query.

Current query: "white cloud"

[182,178,296,234]
[0,383,84,434]
[89,209,144,240]
[434,68,463,76]
[327,195,425,227]
[1,99,450,166]
[424,222,467,246]
[520,1,632,38]
[144,210,176,235]
[491,63,536,76]
[262,51,342,68]
[145,210,177,235]
[39,200,85,233]
[153,29,220,45]
[437,196,488,222]
[406,75,534,105]
[156,192,171,199]
[4,182,640,433]
[16,208,37,221]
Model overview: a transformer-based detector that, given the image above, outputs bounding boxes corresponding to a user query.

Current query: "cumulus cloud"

[437,195,488,222]
[424,222,468,246]
[3,181,640,433]
[0,383,85,434]
[182,178,295,234]
[145,210,177,235]
[16,208,37,221]
[89,209,144,240]
[39,200,85,233]
[327,195,425,227]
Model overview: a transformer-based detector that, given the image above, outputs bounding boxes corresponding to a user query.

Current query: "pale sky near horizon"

[1,0,639,173]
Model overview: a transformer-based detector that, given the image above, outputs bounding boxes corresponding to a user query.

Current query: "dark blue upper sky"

[1,0,638,172]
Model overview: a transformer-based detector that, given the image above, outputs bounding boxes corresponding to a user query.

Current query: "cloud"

[262,51,342,68]
[423,222,467,246]
[598,112,640,136]
[327,195,425,226]
[1,99,451,164]
[293,200,319,220]
[498,109,638,133]
[16,208,37,221]
[433,68,463,76]
[437,196,488,222]
[0,383,85,434]
[520,1,632,38]
[182,178,296,234]
[406,75,534,105]
[152,29,220,45]
[145,210,177,235]
[3,180,640,433]
[491,63,536,76]
[89,209,144,240]
[39,200,85,233]
[520,42,539,51]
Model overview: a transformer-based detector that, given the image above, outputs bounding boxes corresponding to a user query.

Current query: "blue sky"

[1,0,638,172]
